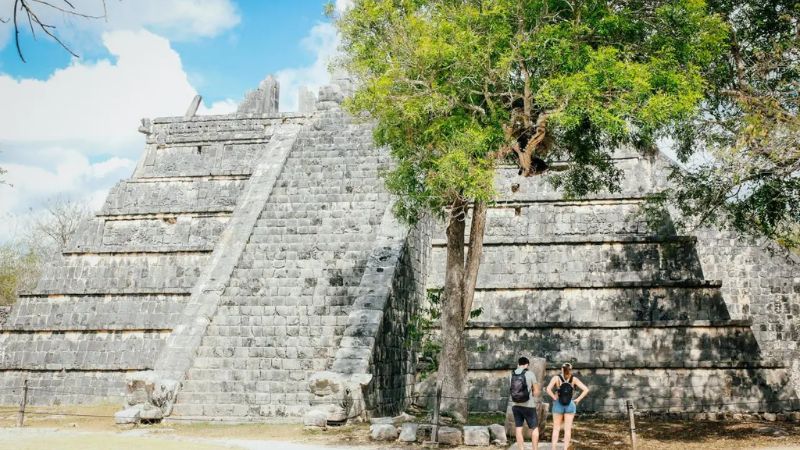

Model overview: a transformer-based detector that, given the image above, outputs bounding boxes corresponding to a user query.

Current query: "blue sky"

[0,0,349,242]
[0,1,332,106]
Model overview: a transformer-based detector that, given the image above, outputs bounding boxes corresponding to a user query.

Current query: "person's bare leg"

[563,413,575,449]
[551,414,562,450]
[516,426,524,450]
[531,426,539,450]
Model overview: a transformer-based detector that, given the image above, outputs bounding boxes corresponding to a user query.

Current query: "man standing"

[510,356,541,450]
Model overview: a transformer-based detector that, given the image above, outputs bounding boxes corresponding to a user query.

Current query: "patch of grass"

[467,412,505,426]
[0,402,121,431]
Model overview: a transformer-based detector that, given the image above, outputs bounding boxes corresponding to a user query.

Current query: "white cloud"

[0,28,235,242]
[0,147,136,239]
[199,98,238,116]
[0,29,232,150]
[0,0,240,50]
[335,0,354,13]
[275,22,340,112]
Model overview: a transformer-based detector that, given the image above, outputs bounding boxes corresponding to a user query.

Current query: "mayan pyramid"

[0,74,797,421]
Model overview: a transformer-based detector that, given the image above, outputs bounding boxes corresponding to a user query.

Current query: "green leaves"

[338,0,730,220]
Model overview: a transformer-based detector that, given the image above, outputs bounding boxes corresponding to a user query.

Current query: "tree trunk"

[462,201,487,323]
[438,201,469,422]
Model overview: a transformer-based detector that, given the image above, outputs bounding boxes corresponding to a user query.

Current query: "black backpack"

[557,374,574,406]
[510,369,530,403]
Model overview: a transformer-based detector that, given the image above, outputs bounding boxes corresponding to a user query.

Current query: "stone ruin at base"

[0,74,798,423]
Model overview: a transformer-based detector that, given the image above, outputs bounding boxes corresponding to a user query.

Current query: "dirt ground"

[1,404,799,449]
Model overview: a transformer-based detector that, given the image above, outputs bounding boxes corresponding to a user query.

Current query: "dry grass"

[570,417,800,450]
[1,404,799,449]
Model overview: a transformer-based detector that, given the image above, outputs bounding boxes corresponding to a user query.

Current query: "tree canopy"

[660,0,800,248]
[338,0,729,223]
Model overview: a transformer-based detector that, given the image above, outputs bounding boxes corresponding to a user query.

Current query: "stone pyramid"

[0,75,797,422]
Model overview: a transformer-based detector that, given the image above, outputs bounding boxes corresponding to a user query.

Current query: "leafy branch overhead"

[338,0,728,223]
[659,0,800,248]
[5,0,108,62]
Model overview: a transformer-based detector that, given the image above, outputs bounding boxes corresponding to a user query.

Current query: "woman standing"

[545,363,589,450]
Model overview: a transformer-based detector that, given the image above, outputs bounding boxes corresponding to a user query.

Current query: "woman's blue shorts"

[551,400,577,415]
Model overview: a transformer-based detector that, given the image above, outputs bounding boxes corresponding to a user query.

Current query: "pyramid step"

[493,158,658,202]
[429,240,704,289]
[65,216,228,254]
[463,321,759,370]
[100,178,245,216]
[137,142,265,178]
[456,200,653,240]
[193,345,336,363]
[456,367,798,413]
[4,294,188,331]
[32,253,208,295]
[470,284,730,323]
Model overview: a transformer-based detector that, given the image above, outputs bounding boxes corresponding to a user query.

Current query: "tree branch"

[462,201,486,323]
[10,0,107,62]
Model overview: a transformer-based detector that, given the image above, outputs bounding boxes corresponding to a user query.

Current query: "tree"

[654,1,800,248]
[25,197,92,260]
[1,0,107,62]
[0,241,38,305]
[0,197,91,305]
[336,0,728,419]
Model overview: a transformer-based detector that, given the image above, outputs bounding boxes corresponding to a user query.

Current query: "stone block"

[139,404,163,421]
[115,405,143,424]
[399,422,418,442]
[370,423,399,441]
[303,409,328,428]
[437,426,462,446]
[463,426,490,446]
[489,423,507,445]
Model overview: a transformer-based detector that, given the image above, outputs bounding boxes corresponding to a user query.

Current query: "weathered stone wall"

[422,152,800,414]
[137,143,265,178]
[430,238,704,287]
[0,372,127,405]
[472,284,729,323]
[66,217,229,253]
[5,295,187,330]
[467,367,797,413]
[366,216,432,416]
[0,331,167,370]
[100,179,246,215]
[466,322,761,369]
[692,230,800,358]
[33,254,209,295]
[647,153,800,399]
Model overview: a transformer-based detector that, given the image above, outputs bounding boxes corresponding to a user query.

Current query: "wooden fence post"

[432,383,442,443]
[627,399,638,450]
[16,379,28,427]
[423,382,442,448]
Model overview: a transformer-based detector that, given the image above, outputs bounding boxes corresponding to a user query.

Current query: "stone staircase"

[427,154,799,414]
[170,115,393,419]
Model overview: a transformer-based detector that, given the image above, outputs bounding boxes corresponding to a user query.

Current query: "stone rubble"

[463,426,490,446]
[370,423,399,441]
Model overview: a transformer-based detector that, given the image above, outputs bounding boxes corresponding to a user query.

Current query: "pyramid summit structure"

[0,74,798,421]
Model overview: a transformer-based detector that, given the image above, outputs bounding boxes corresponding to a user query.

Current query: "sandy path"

[0,427,367,450]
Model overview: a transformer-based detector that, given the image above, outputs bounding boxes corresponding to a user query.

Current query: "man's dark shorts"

[512,405,538,428]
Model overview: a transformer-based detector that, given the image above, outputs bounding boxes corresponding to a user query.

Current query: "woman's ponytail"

[562,362,572,379]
